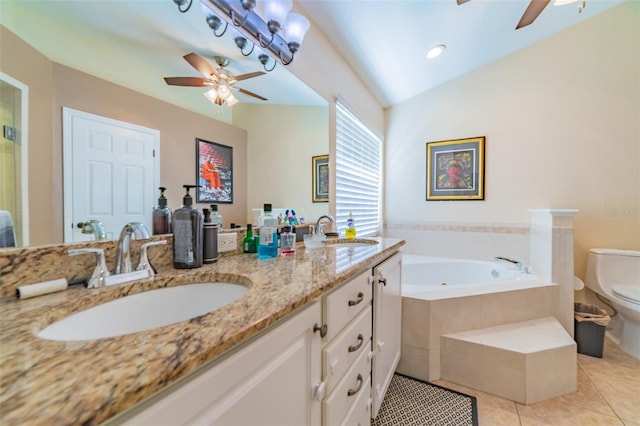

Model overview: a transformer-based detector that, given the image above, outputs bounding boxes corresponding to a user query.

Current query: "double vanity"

[0,235,404,425]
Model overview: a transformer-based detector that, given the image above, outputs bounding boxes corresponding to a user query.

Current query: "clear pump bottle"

[152,186,172,234]
[210,204,223,230]
[172,185,203,269]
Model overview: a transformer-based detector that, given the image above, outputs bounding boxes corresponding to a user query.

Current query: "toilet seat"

[612,285,640,305]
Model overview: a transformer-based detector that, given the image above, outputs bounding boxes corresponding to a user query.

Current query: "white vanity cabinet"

[321,270,373,425]
[371,251,402,418]
[320,250,402,424]
[115,301,322,426]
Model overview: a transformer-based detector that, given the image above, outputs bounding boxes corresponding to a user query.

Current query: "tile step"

[441,317,577,404]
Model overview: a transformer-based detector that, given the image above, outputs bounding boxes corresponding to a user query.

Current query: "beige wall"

[233,104,330,225]
[384,2,640,276]
[1,27,55,246]
[1,26,248,245]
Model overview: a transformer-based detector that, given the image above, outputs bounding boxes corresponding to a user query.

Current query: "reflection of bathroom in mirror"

[0,74,28,248]
[0,1,329,248]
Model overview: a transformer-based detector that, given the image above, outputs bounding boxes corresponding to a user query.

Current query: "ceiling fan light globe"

[284,13,309,45]
[554,0,579,5]
[226,93,239,106]
[218,84,231,99]
[204,87,219,103]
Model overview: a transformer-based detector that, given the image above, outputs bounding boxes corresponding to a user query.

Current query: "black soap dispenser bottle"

[152,186,172,235]
[172,185,203,269]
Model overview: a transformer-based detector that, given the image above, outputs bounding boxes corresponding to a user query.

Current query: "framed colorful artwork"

[426,136,485,201]
[312,155,329,203]
[196,138,233,203]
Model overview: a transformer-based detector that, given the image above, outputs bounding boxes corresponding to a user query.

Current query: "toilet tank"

[585,249,640,296]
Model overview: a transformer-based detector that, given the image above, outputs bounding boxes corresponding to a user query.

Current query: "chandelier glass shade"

[199,0,309,67]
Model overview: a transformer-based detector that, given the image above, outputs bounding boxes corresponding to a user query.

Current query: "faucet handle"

[68,248,110,289]
[136,240,167,276]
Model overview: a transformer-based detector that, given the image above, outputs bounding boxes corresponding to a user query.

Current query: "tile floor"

[433,337,640,425]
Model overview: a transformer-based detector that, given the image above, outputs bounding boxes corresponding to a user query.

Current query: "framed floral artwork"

[426,136,485,201]
[312,155,329,202]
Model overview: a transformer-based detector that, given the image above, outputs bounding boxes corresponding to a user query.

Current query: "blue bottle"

[258,203,278,259]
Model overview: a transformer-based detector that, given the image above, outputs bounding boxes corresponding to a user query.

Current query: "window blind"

[335,101,382,237]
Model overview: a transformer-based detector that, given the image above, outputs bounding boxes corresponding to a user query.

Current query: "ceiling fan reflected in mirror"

[164,52,267,106]
[457,0,586,29]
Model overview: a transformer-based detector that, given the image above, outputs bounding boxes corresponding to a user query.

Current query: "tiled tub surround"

[398,281,560,382]
[0,236,404,425]
[388,210,579,393]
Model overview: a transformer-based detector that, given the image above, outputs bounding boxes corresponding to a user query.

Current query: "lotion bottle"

[172,185,203,269]
[345,210,356,239]
[152,186,172,234]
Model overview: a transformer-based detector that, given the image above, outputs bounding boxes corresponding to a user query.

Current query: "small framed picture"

[196,138,233,203]
[426,136,485,201]
[312,155,329,203]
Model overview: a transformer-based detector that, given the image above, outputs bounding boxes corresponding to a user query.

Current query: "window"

[335,101,382,237]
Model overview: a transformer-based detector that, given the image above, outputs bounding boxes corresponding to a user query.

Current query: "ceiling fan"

[164,52,267,106]
[457,0,585,30]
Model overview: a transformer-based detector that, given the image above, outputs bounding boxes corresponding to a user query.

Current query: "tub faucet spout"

[114,222,150,274]
[494,256,532,274]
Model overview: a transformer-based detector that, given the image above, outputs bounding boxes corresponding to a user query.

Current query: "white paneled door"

[63,108,159,242]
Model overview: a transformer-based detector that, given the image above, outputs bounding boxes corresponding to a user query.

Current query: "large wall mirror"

[0,1,329,248]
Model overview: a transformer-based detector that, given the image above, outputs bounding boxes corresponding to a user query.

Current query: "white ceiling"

[0,0,625,114]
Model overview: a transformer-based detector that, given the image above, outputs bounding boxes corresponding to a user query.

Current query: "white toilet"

[585,248,640,360]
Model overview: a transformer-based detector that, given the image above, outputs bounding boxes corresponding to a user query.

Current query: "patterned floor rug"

[371,374,478,426]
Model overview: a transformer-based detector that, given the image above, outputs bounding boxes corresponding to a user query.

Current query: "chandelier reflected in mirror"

[196,0,310,67]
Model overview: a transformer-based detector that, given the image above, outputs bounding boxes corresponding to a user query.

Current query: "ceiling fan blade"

[516,0,551,29]
[164,77,211,87]
[233,71,266,82]
[456,0,471,5]
[237,87,268,101]
[183,52,219,78]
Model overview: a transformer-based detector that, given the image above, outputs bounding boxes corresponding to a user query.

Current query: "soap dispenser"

[172,185,203,269]
[152,186,172,235]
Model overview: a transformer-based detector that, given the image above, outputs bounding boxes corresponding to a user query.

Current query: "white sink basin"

[37,283,248,341]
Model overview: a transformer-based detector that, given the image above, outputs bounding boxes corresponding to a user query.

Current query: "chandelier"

[175,0,310,69]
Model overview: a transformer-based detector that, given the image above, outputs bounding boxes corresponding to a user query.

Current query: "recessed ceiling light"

[427,44,446,60]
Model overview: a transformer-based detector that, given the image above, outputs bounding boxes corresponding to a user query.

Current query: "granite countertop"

[0,237,404,425]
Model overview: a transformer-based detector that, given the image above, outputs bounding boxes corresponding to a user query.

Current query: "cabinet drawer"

[324,270,371,342]
[323,305,372,394]
[341,375,371,426]
[323,344,371,426]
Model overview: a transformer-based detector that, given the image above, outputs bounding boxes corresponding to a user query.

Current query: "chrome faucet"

[494,256,532,274]
[316,214,338,237]
[114,222,150,274]
[78,219,107,241]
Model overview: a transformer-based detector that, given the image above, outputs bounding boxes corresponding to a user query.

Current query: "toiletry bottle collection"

[152,188,299,267]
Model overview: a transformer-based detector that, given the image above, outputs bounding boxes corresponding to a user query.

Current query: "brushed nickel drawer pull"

[348,333,364,353]
[313,323,327,338]
[348,292,364,306]
[347,373,363,397]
